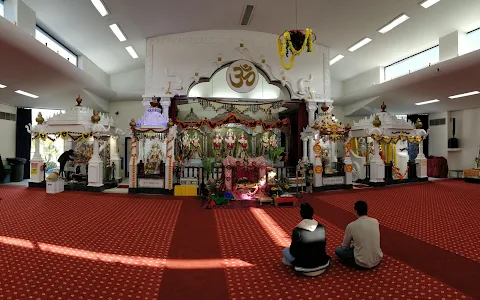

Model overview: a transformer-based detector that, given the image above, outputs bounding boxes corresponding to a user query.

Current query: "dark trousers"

[335,247,375,270]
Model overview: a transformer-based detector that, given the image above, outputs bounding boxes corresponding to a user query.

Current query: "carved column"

[302,138,308,162]
[160,97,171,119]
[110,136,121,181]
[307,101,318,126]
[30,137,44,183]
[309,137,315,164]
[88,137,104,187]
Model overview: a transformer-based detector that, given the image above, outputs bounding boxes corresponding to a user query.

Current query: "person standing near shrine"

[282,203,330,276]
[58,149,75,177]
[335,200,383,269]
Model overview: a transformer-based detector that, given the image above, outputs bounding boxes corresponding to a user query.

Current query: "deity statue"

[261,132,270,156]
[212,132,223,158]
[236,132,249,158]
[182,132,191,155]
[225,129,236,157]
[145,143,164,174]
[269,134,278,150]
[191,132,202,159]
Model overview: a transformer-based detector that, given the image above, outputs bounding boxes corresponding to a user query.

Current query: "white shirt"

[342,216,383,268]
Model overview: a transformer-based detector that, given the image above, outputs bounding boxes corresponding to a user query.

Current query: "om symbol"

[227,60,258,92]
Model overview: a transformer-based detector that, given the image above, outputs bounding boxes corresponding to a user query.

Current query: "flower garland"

[277,29,314,70]
[380,151,408,180]
[198,98,283,114]
[33,132,99,142]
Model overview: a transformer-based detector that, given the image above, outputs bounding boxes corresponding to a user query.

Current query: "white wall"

[110,68,145,93]
[428,112,448,158]
[0,104,17,164]
[4,0,36,36]
[108,101,145,177]
[447,108,480,170]
[331,79,343,99]
[343,67,383,95]
[78,56,110,87]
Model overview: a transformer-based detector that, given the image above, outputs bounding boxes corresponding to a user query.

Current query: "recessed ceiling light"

[15,90,39,98]
[420,0,441,9]
[330,55,344,65]
[109,24,127,42]
[0,84,6,88]
[415,99,439,105]
[378,14,409,34]
[91,0,109,17]
[348,38,372,52]
[125,46,138,59]
[448,91,479,99]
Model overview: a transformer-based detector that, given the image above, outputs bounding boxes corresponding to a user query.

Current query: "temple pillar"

[415,139,428,179]
[307,101,317,126]
[30,137,44,182]
[302,138,308,162]
[370,139,385,184]
[88,138,104,187]
[160,97,171,119]
[110,136,121,181]
[344,139,353,185]
[313,141,323,188]
[308,137,315,164]
[129,138,137,188]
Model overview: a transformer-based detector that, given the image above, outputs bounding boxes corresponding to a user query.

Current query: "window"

[396,115,407,122]
[35,27,77,66]
[0,0,4,18]
[466,28,480,53]
[384,46,439,81]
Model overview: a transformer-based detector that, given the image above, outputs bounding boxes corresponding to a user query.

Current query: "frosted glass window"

[466,28,480,53]
[396,115,407,121]
[0,1,4,17]
[35,27,77,66]
[384,46,439,81]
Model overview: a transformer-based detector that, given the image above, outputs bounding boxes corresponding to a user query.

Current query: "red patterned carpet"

[0,180,479,299]
[314,180,480,262]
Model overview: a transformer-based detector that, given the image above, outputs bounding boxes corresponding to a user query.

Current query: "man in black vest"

[282,203,330,276]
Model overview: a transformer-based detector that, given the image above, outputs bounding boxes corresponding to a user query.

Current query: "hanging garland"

[277,29,314,70]
[32,131,99,142]
[380,151,408,180]
[131,127,169,141]
[176,113,290,133]
[197,98,283,114]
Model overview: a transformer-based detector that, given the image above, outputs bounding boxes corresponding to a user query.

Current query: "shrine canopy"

[129,98,177,141]
[350,103,415,140]
[176,111,290,134]
[26,96,118,140]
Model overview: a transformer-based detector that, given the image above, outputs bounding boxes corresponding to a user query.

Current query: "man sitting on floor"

[282,203,330,276]
[335,200,383,269]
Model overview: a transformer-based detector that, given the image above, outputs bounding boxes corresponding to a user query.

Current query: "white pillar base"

[313,159,323,188]
[344,157,353,185]
[87,161,104,187]
[370,160,385,183]
[29,159,44,183]
[415,157,428,178]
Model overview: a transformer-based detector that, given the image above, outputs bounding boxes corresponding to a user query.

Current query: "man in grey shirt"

[335,200,383,269]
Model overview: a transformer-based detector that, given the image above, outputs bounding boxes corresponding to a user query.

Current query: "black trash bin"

[7,158,27,182]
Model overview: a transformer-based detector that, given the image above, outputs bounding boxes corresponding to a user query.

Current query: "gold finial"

[76,95,82,106]
[321,102,329,112]
[372,115,381,127]
[91,111,101,123]
[129,119,136,127]
[381,102,386,112]
[415,118,423,129]
[36,112,44,124]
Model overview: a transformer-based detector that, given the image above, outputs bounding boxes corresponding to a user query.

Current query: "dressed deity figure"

[212,132,223,157]
[145,143,164,174]
[182,132,191,155]
[236,133,249,158]
[225,129,236,157]
[191,132,202,159]
[269,134,278,150]
[262,132,270,156]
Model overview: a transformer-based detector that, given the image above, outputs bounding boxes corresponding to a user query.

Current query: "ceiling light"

[330,55,344,65]
[109,24,127,42]
[0,84,6,88]
[348,38,372,52]
[126,46,138,59]
[420,0,441,8]
[91,0,109,17]
[378,14,409,34]
[15,90,39,98]
[448,91,479,99]
[415,99,439,105]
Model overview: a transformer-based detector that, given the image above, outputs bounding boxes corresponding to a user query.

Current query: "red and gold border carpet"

[1,180,479,299]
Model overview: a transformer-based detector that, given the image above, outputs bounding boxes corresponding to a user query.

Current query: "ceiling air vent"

[240,5,255,26]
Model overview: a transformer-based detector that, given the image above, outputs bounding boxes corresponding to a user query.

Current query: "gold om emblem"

[229,63,256,88]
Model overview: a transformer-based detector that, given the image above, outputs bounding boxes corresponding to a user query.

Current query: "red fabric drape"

[169,98,177,123]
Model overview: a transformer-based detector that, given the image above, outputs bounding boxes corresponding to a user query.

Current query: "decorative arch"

[187,62,291,100]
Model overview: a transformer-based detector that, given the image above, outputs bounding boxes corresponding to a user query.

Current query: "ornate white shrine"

[26,97,121,189]
[128,99,177,193]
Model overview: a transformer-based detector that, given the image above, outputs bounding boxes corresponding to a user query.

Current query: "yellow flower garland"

[277,29,313,70]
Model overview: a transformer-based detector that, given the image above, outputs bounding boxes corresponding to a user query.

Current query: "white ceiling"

[23,0,480,81]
